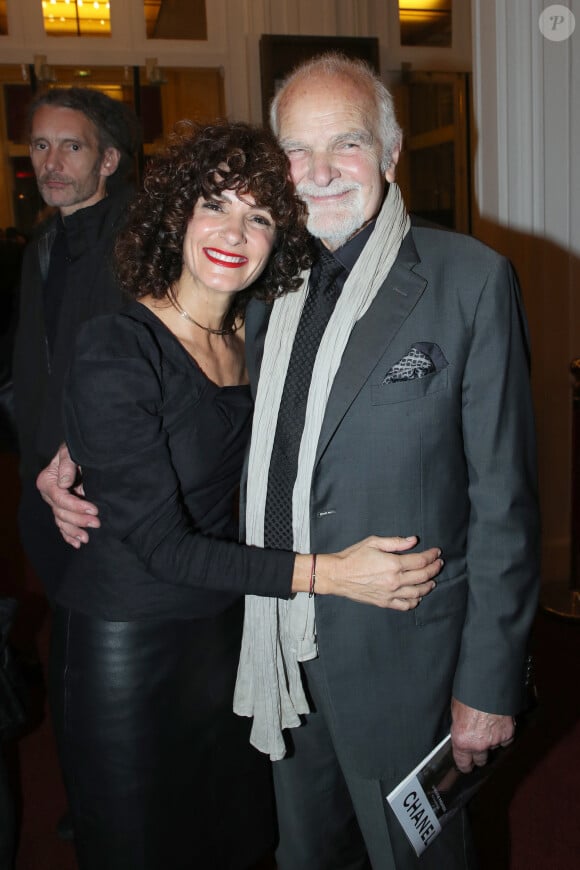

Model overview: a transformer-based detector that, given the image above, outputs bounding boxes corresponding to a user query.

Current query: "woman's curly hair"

[115,120,312,328]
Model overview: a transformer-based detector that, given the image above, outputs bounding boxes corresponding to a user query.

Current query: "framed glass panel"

[41,0,111,38]
[144,0,207,41]
[399,0,452,48]
[394,72,470,234]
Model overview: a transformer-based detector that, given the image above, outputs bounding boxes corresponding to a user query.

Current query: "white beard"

[297,181,366,250]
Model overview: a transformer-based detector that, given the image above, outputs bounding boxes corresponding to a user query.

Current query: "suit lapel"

[244,298,272,400]
[245,232,428,466]
[315,231,427,464]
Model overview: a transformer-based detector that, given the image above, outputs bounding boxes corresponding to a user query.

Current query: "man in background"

[13,88,139,602]
[12,86,139,844]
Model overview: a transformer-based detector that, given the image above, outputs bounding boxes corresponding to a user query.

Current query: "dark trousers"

[18,479,73,602]
[50,601,275,870]
[273,655,477,870]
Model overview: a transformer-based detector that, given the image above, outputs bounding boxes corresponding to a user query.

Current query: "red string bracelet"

[309,554,317,598]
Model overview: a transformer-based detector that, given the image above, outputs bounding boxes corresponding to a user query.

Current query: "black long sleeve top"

[57,302,294,621]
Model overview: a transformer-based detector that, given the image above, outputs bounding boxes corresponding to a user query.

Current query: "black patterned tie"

[264,248,344,549]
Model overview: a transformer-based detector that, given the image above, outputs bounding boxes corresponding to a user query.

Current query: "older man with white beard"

[233,53,539,869]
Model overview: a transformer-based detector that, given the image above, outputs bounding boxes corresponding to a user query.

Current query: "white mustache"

[297,181,361,200]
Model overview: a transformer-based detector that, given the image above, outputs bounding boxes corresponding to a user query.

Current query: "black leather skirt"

[49,600,275,870]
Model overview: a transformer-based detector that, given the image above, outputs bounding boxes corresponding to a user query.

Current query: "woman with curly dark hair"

[50,121,314,870]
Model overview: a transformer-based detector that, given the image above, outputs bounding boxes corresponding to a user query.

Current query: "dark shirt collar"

[312,218,376,274]
[55,187,132,259]
[61,192,110,230]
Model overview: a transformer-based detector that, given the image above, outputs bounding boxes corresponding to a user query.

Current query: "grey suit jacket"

[243,225,540,784]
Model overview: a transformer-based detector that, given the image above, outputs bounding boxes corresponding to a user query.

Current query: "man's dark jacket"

[13,190,130,481]
[12,189,130,597]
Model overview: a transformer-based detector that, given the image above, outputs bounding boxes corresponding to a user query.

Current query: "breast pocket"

[371,367,449,405]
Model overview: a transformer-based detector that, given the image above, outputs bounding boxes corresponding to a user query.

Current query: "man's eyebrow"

[30,135,87,145]
[279,130,375,151]
[331,130,374,147]
[279,138,308,151]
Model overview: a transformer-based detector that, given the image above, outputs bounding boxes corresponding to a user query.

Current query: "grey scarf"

[233,185,410,760]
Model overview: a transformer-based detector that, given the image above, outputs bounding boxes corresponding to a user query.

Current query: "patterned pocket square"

[383,342,447,384]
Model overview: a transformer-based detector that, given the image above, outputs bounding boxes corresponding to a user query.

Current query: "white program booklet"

[386,734,500,856]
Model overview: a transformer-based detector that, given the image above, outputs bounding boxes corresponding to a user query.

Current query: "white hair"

[269,52,402,173]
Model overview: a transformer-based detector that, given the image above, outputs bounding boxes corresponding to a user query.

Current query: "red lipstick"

[203,247,248,268]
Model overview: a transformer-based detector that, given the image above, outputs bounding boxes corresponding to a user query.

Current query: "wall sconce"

[34,54,58,83]
[145,57,167,86]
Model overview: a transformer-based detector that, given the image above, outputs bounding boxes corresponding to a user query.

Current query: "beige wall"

[471,0,579,586]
